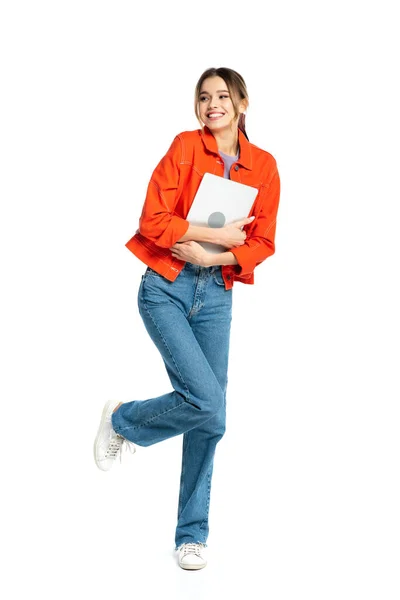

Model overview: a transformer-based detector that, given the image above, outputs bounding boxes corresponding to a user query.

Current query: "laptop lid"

[185,172,259,254]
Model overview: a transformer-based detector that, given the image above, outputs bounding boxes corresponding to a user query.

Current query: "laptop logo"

[208,211,226,228]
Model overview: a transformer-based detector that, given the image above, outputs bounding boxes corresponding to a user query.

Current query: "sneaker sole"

[93,400,117,470]
[179,562,207,570]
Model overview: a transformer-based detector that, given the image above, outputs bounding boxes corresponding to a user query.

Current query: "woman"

[94,67,280,570]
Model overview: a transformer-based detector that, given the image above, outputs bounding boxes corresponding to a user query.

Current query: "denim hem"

[175,540,208,551]
[111,408,123,436]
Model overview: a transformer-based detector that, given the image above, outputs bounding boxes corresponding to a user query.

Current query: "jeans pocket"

[212,268,226,286]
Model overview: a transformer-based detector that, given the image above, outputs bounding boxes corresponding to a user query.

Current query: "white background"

[1,1,399,598]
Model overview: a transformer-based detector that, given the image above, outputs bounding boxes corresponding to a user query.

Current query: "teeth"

[208,113,224,118]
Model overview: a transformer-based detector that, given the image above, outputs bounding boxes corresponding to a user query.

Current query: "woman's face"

[198,76,245,133]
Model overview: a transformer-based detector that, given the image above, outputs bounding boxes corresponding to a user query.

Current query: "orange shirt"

[125,126,280,289]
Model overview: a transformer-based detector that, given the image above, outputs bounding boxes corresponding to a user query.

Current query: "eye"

[199,96,208,102]
[220,95,229,99]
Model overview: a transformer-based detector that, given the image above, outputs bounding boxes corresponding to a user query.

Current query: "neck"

[212,127,239,156]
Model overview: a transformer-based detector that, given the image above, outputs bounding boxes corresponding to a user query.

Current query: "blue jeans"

[112,262,233,549]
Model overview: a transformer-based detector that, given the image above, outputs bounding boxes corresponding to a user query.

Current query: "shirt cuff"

[230,244,260,276]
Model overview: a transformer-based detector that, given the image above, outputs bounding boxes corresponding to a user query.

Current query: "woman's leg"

[174,266,232,548]
[111,266,226,446]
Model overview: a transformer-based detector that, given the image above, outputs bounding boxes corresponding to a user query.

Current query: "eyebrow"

[199,89,230,95]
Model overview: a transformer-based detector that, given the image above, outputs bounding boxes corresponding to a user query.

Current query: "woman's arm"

[177,217,255,247]
[138,136,189,248]
[170,240,238,266]
[204,250,238,267]
[177,225,221,245]
[229,168,281,275]
[171,214,256,266]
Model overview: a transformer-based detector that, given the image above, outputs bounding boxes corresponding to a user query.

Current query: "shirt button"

[234,165,239,171]
[227,275,231,280]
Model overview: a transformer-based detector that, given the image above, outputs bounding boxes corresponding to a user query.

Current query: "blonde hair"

[194,67,250,140]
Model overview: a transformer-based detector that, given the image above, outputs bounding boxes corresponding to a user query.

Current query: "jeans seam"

[199,468,212,533]
[117,399,188,432]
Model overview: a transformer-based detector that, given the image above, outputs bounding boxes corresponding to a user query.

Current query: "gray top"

[219,149,239,179]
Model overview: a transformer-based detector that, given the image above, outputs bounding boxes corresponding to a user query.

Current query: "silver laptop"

[185,172,259,254]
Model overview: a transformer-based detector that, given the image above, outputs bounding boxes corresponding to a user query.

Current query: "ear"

[239,98,248,114]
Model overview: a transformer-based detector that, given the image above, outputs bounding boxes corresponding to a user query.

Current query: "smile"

[207,112,225,120]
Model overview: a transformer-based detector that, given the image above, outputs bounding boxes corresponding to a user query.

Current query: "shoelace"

[105,434,136,463]
[180,543,204,557]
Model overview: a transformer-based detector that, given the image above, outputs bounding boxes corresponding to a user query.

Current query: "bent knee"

[184,385,224,414]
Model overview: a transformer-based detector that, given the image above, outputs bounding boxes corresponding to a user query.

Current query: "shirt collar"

[200,126,253,171]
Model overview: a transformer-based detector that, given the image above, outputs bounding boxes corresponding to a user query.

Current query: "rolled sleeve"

[138,135,190,248]
[230,168,280,276]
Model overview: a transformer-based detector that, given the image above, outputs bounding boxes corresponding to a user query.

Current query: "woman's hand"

[170,241,211,266]
[217,216,255,248]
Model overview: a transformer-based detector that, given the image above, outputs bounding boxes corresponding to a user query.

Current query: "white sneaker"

[178,543,207,570]
[94,400,136,471]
